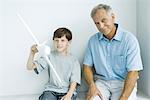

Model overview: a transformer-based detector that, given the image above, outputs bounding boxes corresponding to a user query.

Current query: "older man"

[83,4,143,100]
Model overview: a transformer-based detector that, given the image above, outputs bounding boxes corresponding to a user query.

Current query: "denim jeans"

[39,91,77,100]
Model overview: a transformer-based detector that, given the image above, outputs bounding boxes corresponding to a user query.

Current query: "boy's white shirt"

[34,50,81,93]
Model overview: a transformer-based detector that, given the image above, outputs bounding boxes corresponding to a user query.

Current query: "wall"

[0,0,136,96]
[137,0,150,97]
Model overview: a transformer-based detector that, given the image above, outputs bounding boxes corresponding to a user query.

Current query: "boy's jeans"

[39,91,77,100]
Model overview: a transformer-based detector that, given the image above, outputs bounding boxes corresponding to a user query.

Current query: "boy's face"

[53,35,70,54]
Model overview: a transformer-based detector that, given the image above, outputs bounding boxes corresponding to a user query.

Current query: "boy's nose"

[57,41,62,45]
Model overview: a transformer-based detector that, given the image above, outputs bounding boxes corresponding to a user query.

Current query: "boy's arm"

[67,82,77,97]
[61,82,77,100]
[26,44,38,70]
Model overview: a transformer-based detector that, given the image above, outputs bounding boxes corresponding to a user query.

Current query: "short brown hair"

[53,27,72,41]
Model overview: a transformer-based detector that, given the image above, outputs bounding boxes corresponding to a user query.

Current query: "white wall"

[0,0,136,96]
[137,0,150,97]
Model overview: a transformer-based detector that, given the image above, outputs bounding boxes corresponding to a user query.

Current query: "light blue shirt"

[83,24,143,81]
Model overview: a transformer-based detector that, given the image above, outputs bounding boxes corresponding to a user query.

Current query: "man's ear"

[111,13,115,18]
[111,13,115,22]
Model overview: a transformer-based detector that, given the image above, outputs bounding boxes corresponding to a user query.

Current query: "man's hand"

[119,71,138,100]
[86,83,103,100]
[119,97,128,100]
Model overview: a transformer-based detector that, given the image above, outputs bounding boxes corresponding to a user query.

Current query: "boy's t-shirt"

[34,51,81,93]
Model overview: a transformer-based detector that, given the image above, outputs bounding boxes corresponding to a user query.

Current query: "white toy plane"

[17,13,62,84]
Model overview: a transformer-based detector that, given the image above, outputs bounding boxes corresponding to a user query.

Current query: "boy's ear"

[69,40,72,43]
[68,40,72,46]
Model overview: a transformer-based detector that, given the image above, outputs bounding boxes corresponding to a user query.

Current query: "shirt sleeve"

[70,58,81,85]
[83,40,94,67]
[126,35,143,71]
[33,56,48,74]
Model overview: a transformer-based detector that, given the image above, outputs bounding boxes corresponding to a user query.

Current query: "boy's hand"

[31,44,38,54]
[61,94,72,100]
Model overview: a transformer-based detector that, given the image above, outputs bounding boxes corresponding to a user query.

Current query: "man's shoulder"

[116,23,137,39]
[89,32,100,41]
[123,30,137,42]
[120,30,139,48]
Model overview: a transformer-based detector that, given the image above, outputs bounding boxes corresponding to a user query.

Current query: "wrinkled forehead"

[92,9,110,20]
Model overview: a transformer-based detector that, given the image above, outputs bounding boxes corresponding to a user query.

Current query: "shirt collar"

[98,23,123,42]
[113,24,123,41]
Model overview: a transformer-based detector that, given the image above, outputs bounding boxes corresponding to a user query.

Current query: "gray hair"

[91,4,113,18]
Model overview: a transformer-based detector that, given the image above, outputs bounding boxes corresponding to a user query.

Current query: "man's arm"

[119,71,139,100]
[83,64,103,100]
[83,64,95,86]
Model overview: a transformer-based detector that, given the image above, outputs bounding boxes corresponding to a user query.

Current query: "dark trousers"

[39,91,77,100]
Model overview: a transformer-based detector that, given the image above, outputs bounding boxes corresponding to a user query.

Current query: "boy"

[27,27,81,100]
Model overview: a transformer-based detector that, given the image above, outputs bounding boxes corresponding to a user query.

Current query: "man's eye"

[95,22,100,25]
[102,19,107,22]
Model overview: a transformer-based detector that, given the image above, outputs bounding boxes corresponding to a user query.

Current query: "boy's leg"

[71,94,77,100]
[56,92,77,100]
[56,92,66,100]
[39,91,57,100]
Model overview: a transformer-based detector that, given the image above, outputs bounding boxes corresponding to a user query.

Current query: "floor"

[137,91,150,100]
[0,91,150,100]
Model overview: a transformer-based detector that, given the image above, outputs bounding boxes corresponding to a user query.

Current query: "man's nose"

[99,22,104,29]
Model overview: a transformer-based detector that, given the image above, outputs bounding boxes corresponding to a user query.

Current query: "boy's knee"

[39,91,57,100]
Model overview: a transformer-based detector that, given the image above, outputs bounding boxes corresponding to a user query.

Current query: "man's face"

[53,35,70,53]
[92,9,115,36]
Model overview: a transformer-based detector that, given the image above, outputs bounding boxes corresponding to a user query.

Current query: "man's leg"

[110,80,124,100]
[110,81,137,100]
[39,91,57,100]
[95,79,111,100]
[93,95,102,100]
[128,85,137,100]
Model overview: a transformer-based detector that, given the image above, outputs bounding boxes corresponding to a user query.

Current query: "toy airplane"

[17,13,62,84]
